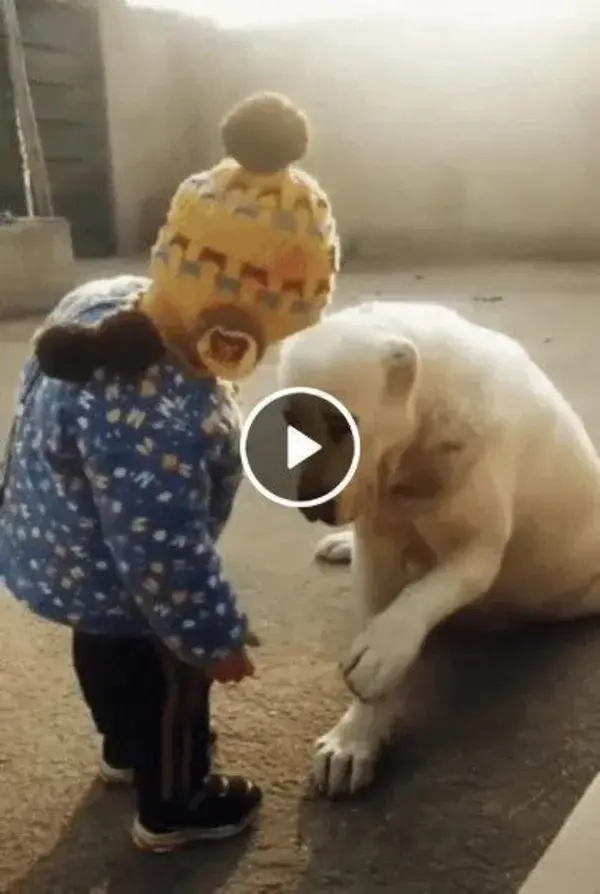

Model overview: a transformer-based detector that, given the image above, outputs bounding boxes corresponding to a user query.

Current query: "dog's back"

[342,301,600,612]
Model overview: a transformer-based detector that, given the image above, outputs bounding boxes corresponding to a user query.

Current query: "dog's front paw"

[313,712,381,797]
[341,615,423,703]
[314,530,353,565]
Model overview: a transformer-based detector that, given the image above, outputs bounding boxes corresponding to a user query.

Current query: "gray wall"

[1,0,115,257]
[99,0,222,255]
[99,0,600,262]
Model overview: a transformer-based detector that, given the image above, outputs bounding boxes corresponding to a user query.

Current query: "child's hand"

[208,647,255,684]
[245,629,261,648]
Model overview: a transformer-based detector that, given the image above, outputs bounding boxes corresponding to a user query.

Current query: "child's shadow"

[7,783,251,894]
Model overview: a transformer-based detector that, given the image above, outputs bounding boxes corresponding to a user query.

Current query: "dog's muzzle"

[298,497,337,526]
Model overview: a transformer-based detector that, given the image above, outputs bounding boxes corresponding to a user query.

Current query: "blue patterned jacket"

[0,276,248,663]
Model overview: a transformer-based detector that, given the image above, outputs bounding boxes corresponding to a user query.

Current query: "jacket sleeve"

[74,385,248,665]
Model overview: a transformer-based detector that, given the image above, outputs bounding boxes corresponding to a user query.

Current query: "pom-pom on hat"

[142,91,339,379]
[35,92,339,384]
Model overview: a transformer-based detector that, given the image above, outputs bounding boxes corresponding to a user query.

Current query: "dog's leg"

[314,522,411,797]
[529,571,600,621]
[343,536,505,703]
[314,529,354,565]
[313,688,406,797]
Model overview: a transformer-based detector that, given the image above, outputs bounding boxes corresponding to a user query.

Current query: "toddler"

[0,93,339,852]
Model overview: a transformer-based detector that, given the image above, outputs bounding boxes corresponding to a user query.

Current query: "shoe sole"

[99,761,135,788]
[131,806,260,854]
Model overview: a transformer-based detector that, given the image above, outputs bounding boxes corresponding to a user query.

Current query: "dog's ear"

[382,337,419,398]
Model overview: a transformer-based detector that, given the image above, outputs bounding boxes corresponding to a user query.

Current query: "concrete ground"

[2,259,600,894]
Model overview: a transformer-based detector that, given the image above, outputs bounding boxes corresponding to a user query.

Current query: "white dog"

[277,300,600,798]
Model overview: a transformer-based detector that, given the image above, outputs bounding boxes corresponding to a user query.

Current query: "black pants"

[72,630,212,826]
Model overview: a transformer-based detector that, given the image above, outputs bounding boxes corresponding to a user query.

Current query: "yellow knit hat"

[139,92,339,380]
[34,93,340,385]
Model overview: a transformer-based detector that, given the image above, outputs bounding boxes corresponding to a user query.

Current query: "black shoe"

[132,774,263,853]
[101,729,219,788]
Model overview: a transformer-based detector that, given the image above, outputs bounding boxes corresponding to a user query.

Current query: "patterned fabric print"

[0,280,248,664]
[148,163,338,340]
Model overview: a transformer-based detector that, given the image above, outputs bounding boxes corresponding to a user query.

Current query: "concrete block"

[0,216,75,317]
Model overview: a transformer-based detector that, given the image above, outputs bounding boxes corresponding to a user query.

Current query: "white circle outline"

[239,386,361,509]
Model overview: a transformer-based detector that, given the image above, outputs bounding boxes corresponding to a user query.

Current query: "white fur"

[278,300,600,797]
[314,530,353,564]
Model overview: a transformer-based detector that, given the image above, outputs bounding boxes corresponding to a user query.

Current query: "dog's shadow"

[6,782,252,894]
[294,617,600,894]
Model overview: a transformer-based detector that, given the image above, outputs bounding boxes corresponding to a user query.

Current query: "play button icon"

[287,426,321,470]
[240,386,360,508]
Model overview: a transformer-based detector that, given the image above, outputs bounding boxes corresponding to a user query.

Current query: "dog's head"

[277,307,423,526]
